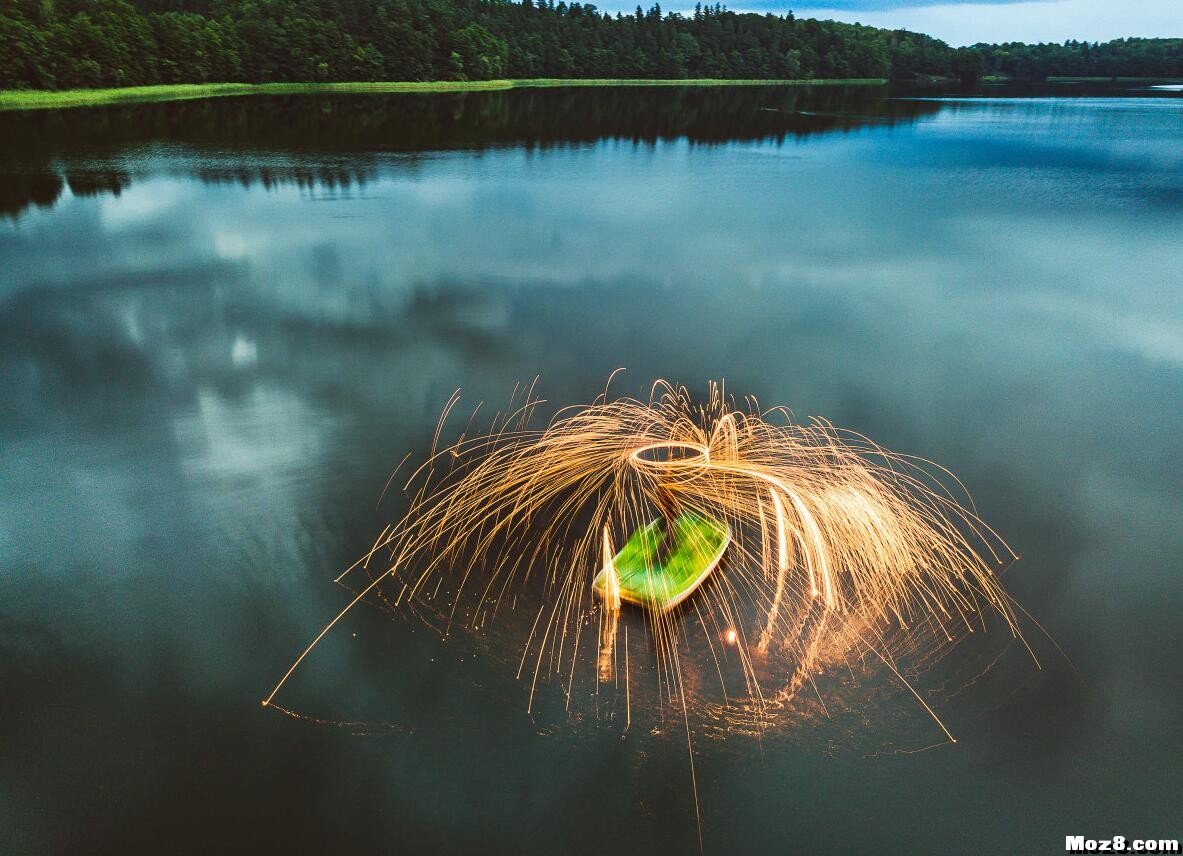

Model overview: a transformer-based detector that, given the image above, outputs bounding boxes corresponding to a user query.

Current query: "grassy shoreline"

[1045,75,1178,82]
[0,78,888,111]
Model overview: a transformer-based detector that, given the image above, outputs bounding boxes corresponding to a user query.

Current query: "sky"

[637,0,1183,46]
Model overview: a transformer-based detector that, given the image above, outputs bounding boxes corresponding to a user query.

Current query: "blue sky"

[603,0,1183,46]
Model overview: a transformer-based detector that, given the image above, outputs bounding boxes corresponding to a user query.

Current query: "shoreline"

[0,78,888,111]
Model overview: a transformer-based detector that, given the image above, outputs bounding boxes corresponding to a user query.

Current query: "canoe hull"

[592,514,731,613]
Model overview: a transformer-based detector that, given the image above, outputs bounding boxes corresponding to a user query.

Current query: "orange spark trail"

[265,377,1025,749]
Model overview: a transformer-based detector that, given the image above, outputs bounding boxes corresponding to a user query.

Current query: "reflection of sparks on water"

[264,375,1027,751]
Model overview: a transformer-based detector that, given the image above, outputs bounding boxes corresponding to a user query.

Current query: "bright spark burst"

[264,377,1027,745]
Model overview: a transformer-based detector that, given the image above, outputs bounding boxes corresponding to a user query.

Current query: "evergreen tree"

[0,0,1178,91]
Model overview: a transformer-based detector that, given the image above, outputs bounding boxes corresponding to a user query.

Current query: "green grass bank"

[0,78,888,111]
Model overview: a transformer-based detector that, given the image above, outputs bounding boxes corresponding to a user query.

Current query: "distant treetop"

[0,0,1179,90]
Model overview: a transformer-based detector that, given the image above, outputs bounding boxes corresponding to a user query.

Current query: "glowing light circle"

[627,441,711,470]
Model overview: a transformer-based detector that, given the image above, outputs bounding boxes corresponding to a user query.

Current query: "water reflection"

[0,85,940,219]
[1,86,1181,854]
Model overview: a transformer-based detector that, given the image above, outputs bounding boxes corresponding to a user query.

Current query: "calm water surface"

[2,85,1181,854]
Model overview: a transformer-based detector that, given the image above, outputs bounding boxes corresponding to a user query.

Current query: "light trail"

[265,377,1025,746]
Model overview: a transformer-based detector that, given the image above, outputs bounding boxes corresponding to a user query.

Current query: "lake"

[2,83,1181,854]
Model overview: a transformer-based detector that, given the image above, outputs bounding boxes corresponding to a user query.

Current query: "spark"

[265,377,1024,744]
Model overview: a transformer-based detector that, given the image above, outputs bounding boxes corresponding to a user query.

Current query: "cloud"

[593,0,1181,44]
[787,0,1043,8]
[764,0,1183,45]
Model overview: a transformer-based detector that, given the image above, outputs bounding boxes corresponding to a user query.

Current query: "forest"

[1,0,1180,90]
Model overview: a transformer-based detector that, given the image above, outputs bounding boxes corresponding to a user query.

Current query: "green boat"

[592,513,731,612]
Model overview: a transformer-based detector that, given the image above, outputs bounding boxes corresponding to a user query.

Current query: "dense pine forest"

[1,0,1180,90]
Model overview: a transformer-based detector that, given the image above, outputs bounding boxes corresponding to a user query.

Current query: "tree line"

[1,85,945,217]
[975,38,1183,80]
[1,0,1180,90]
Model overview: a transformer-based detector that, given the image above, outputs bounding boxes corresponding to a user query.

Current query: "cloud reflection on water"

[1,86,1181,854]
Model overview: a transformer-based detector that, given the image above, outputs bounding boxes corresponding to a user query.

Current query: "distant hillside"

[1,0,1180,90]
[975,37,1183,80]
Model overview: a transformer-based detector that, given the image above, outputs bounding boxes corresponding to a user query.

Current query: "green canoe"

[592,513,731,612]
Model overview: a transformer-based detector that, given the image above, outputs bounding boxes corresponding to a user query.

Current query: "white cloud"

[781,0,1183,46]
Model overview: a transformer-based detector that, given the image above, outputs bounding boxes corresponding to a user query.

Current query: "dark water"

[2,84,1181,855]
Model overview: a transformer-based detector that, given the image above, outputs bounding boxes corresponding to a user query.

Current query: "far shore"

[5,75,1175,112]
[0,78,890,111]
